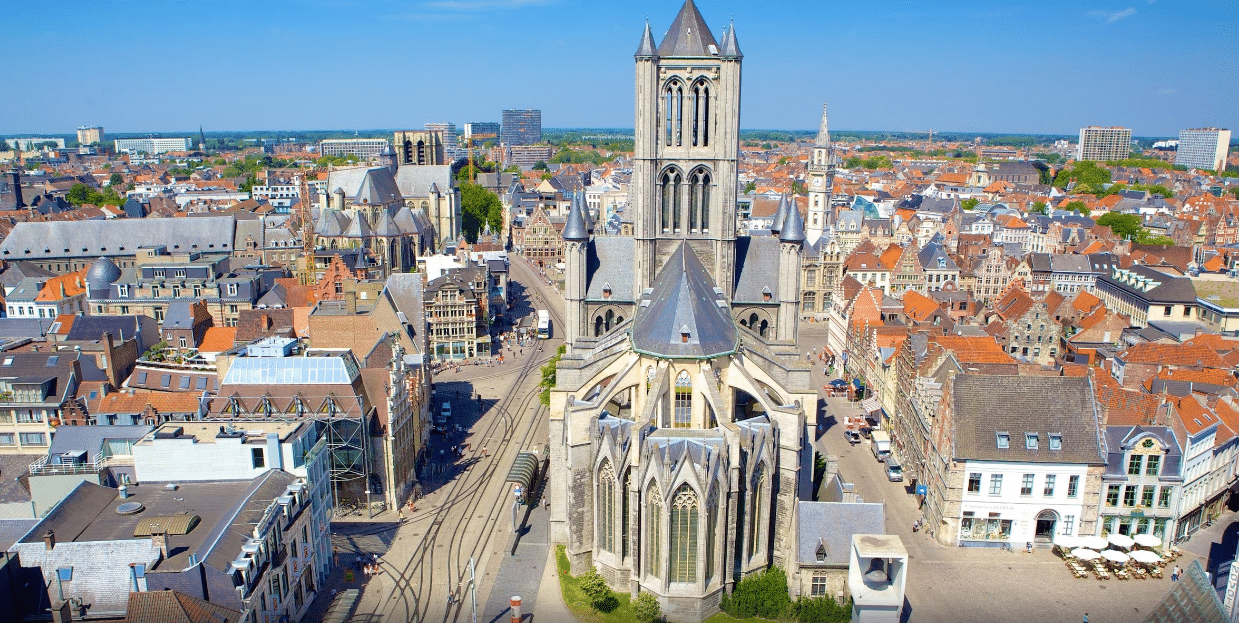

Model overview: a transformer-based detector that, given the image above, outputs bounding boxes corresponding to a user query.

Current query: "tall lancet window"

[672,173,683,232]
[706,485,718,583]
[661,171,681,232]
[749,464,766,560]
[598,460,616,553]
[669,484,699,583]
[675,85,684,146]
[690,169,711,233]
[674,371,692,428]
[647,483,663,578]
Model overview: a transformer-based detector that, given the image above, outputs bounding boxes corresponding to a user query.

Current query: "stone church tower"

[806,103,836,245]
[550,3,814,621]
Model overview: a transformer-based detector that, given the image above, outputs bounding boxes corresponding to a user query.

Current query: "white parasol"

[1100,549,1131,564]
[1132,534,1162,548]
[1129,550,1162,564]
[1107,533,1136,549]
[1053,534,1079,549]
[1071,548,1101,560]
[1078,535,1109,550]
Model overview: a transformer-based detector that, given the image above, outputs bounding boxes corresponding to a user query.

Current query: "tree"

[1064,200,1087,214]
[532,160,548,171]
[743,181,757,193]
[578,567,616,612]
[460,182,503,243]
[1231,188,1239,200]
[1053,161,1111,188]
[538,345,566,406]
[791,181,806,194]
[961,198,979,211]
[1029,201,1048,215]
[1096,212,1142,239]
[632,592,662,623]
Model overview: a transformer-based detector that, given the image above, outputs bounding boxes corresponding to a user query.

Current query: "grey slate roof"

[770,193,790,233]
[779,199,806,243]
[917,242,958,271]
[394,166,454,200]
[0,261,56,289]
[733,235,782,304]
[717,22,742,58]
[952,375,1104,464]
[161,300,197,330]
[635,21,658,57]
[585,237,636,301]
[657,0,719,57]
[1098,263,1198,304]
[85,257,121,295]
[1103,426,1182,479]
[815,102,831,148]
[562,192,589,242]
[0,216,236,261]
[631,242,737,359]
[353,168,403,206]
[65,315,158,352]
[797,501,884,566]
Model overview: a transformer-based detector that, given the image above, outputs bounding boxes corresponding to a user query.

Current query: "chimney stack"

[151,532,169,559]
[43,529,55,550]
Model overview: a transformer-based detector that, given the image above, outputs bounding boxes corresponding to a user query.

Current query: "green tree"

[1096,212,1142,239]
[1065,200,1088,214]
[578,567,612,611]
[720,567,792,619]
[791,181,806,194]
[66,183,94,205]
[632,592,662,623]
[961,198,979,211]
[1053,161,1111,188]
[459,182,503,242]
[538,345,566,406]
[532,160,548,171]
[1030,201,1048,215]
[1230,188,1239,200]
[743,181,757,193]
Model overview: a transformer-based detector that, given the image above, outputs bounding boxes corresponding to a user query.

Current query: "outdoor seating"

[1132,566,1147,579]
[1149,566,1164,579]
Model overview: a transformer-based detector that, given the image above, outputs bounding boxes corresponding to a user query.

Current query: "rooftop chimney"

[43,529,55,550]
[151,532,169,559]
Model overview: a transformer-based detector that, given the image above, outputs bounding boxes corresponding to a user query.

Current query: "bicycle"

[1001,541,1015,553]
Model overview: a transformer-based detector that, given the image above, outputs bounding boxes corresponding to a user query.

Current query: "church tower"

[632,1,743,298]
[806,103,835,245]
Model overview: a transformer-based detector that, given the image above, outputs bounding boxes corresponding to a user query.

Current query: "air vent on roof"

[115,502,144,515]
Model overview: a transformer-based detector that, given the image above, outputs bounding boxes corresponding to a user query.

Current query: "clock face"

[812,177,823,188]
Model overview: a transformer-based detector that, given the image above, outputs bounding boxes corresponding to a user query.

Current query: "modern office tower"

[113,137,192,154]
[317,138,389,158]
[1176,128,1231,171]
[501,109,541,146]
[424,122,463,160]
[464,122,500,144]
[1076,126,1133,161]
[77,126,104,145]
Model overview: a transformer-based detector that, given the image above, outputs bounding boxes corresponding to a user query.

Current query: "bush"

[720,567,792,619]
[791,595,851,623]
[579,567,614,612]
[632,591,662,623]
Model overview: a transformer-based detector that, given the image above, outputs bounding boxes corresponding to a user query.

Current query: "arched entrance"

[1034,509,1059,543]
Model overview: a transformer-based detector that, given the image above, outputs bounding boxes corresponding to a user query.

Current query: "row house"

[800,236,845,319]
[917,242,960,292]
[925,374,1106,548]
[515,205,566,269]
[425,265,491,360]
[986,284,1061,365]
[1026,253,1100,296]
[963,244,1018,304]
[1170,393,1239,538]
[886,242,922,297]
[841,242,892,296]
[1109,342,1228,390]
[1094,263,1198,328]
[1099,424,1183,542]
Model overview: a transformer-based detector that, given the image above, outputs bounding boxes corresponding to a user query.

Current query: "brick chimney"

[43,529,55,550]
[151,532,169,559]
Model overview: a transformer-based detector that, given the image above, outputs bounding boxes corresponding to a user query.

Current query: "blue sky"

[3,0,1234,136]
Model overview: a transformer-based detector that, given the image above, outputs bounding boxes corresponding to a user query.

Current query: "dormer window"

[680,324,690,343]
[1049,434,1062,450]
[602,282,612,299]
[762,286,772,302]
[1026,433,1039,450]
[997,432,1010,449]
[816,540,827,563]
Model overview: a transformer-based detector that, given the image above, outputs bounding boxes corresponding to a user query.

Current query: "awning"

[504,451,540,493]
[861,397,882,414]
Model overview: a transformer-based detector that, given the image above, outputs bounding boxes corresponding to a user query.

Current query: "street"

[305,254,569,623]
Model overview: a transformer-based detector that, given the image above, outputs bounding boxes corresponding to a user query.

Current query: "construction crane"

[298,172,316,285]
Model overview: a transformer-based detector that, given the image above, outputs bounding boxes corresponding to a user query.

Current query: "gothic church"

[549,3,814,620]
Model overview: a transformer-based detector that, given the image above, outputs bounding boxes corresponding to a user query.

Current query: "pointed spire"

[780,197,806,244]
[718,20,742,59]
[815,102,831,148]
[635,20,658,58]
[563,191,589,242]
[771,193,790,233]
[657,0,719,57]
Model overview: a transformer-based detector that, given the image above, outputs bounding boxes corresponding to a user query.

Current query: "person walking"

[1083,613,1089,623]
[1172,565,1182,582]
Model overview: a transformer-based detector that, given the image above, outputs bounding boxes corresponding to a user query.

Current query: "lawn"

[554,545,747,623]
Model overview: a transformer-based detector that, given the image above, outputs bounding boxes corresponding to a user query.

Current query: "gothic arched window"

[660,170,682,232]
[670,484,699,583]
[674,371,692,428]
[749,464,766,560]
[706,484,718,583]
[647,483,663,578]
[692,80,710,147]
[598,460,616,553]
[690,168,711,233]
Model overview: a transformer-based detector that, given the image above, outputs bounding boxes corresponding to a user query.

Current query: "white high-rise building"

[1076,126,1132,162]
[113,137,192,154]
[1176,128,1231,171]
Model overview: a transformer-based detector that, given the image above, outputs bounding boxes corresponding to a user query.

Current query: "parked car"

[885,458,904,482]
[843,429,861,445]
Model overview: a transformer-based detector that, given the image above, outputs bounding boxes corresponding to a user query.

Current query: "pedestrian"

[482,446,488,457]
[1172,565,1182,582]
[1083,613,1088,623]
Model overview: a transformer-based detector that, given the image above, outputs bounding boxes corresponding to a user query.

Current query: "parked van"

[871,430,891,462]
[435,401,451,428]
[885,458,904,482]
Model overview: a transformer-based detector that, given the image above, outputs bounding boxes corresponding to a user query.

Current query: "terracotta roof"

[1118,343,1228,368]
[1072,290,1103,313]
[849,287,884,329]
[198,327,237,353]
[123,589,242,623]
[931,334,1014,364]
[902,290,939,322]
[993,284,1035,321]
[35,269,87,302]
[51,314,75,335]
[90,390,203,416]
[1175,394,1220,436]
[1182,333,1239,354]
[878,244,903,270]
[1145,367,1237,389]
[1094,372,1162,426]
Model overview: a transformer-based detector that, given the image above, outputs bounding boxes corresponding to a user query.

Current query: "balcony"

[29,453,134,476]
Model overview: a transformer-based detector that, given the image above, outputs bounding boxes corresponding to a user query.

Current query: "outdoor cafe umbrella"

[1132,534,1162,549]
[1071,548,1101,561]
[1100,549,1131,564]
[1078,535,1109,550]
[1053,534,1079,549]
[1107,533,1136,549]
[1130,550,1163,564]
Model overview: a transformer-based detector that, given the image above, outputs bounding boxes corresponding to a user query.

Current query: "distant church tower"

[806,103,835,245]
[632,1,743,297]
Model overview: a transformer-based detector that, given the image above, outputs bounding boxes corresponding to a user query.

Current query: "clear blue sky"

[3,0,1234,137]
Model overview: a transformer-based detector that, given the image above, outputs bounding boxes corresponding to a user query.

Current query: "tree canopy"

[960,198,979,211]
[1053,161,1111,188]
[66,183,125,207]
[1095,212,1141,239]
[459,182,503,243]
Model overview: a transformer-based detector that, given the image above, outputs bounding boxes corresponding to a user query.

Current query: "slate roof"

[1099,263,1198,304]
[952,375,1104,464]
[353,169,403,206]
[917,242,958,271]
[1142,560,1228,623]
[393,165,454,200]
[632,242,737,359]
[733,235,782,303]
[657,0,718,57]
[634,21,658,57]
[0,216,236,261]
[797,501,884,566]
[1103,426,1182,479]
[585,237,636,301]
[66,315,158,352]
[0,261,56,289]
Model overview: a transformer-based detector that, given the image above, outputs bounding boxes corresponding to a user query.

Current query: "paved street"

[304,255,572,623]
[799,322,1215,623]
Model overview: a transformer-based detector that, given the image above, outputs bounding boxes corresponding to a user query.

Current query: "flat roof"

[136,421,307,446]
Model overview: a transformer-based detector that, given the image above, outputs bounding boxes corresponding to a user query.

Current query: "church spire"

[635,20,658,58]
[815,103,831,148]
[657,0,719,57]
[718,20,742,58]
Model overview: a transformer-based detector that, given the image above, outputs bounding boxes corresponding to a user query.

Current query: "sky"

[3,0,1236,137]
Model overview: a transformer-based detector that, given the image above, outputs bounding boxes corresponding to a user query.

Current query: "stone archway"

[1034,509,1059,543]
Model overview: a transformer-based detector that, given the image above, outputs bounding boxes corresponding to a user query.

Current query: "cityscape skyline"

[2,0,1235,137]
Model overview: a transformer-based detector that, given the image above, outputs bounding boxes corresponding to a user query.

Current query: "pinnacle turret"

[815,103,831,148]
